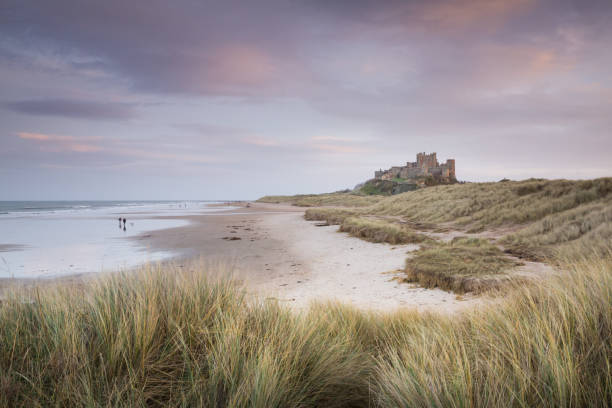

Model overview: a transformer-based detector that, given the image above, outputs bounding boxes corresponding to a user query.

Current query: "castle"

[374,152,456,182]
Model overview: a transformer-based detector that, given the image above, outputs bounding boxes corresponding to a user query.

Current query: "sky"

[1,0,611,200]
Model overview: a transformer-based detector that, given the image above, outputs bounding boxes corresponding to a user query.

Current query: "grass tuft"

[404,238,523,293]
[339,217,429,245]
[257,193,382,207]
[304,208,359,225]
[1,254,610,406]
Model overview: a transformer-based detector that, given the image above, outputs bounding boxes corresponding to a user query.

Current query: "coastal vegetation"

[0,254,610,406]
[273,178,611,232]
[298,177,612,261]
[404,237,523,293]
[257,192,382,207]
[303,207,357,225]
[501,193,612,261]
[305,209,428,244]
[338,217,430,245]
[291,178,612,296]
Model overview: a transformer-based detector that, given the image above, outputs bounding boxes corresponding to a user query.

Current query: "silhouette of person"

[118,217,122,228]
[122,218,127,230]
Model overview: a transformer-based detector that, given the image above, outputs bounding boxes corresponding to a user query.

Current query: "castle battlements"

[375,152,456,182]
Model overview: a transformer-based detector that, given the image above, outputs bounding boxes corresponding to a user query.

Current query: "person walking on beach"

[118,217,122,228]
[122,218,127,231]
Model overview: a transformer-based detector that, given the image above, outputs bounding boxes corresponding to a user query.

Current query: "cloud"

[2,0,612,199]
[15,131,223,165]
[417,0,534,30]
[1,0,609,101]
[17,132,103,153]
[5,99,135,120]
[241,136,279,147]
[307,135,375,154]
[18,132,57,141]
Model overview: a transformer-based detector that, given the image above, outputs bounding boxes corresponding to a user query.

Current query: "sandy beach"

[135,202,480,312]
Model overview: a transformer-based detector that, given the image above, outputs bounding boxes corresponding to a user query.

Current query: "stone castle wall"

[375,152,456,181]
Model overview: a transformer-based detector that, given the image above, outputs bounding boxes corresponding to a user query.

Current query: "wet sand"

[134,202,481,312]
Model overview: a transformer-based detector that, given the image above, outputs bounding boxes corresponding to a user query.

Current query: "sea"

[0,201,234,279]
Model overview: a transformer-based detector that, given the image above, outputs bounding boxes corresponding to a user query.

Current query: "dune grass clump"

[257,192,382,207]
[304,207,359,225]
[404,237,523,293]
[339,217,429,245]
[0,255,611,407]
[0,266,371,407]
[502,195,612,260]
[375,254,612,407]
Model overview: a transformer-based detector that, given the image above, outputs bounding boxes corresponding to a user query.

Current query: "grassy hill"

[297,178,612,260]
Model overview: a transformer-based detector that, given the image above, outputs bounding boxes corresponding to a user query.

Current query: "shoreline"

[1,202,487,312]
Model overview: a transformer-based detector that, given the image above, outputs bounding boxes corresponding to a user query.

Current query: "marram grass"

[304,207,358,225]
[339,216,429,245]
[257,192,382,207]
[1,254,611,407]
[404,237,523,293]
[295,178,612,259]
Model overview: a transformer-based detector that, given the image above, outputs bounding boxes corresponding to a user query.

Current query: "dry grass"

[304,207,359,224]
[502,194,612,261]
[0,253,610,407]
[261,179,612,228]
[375,253,612,407]
[339,217,430,245]
[366,178,612,229]
[299,178,612,263]
[305,209,429,244]
[0,266,371,407]
[404,238,523,293]
[257,192,382,207]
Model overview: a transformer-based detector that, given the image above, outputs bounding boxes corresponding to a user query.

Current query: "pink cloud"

[465,45,574,92]
[241,136,279,147]
[18,132,75,142]
[207,45,279,87]
[307,135,374,155]
[16,131,221,163]
[68,143,103,153]
[17,132,103,153]
[419,0,534,30]
[310,135,355,142]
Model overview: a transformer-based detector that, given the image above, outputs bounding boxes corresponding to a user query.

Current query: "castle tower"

[445,159,456,178]
[416,152,425,167]
[417,152,438,170]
